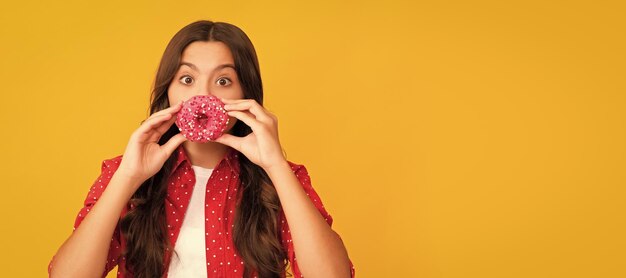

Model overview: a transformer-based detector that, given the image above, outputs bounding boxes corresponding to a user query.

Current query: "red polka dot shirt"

[48,145,355,277]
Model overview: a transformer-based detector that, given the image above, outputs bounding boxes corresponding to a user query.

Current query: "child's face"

[167,40,244,133]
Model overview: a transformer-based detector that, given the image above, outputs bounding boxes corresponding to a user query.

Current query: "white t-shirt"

[167,165,213,278]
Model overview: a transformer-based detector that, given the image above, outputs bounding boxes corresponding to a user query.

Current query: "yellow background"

[0,0,624,277]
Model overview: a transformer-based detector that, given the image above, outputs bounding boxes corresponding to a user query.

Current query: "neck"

[182,140,230,169]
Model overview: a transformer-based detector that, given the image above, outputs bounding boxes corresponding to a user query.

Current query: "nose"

[197,88,213,97]
[194,78,215,97]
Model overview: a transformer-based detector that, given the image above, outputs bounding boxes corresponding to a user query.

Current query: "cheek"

[166,86,175,106]
[216,83,245,99]
[167,85,184,107]
[214,92,242,101]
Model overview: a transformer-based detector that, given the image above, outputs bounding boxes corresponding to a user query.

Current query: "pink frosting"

[175,95,229,142]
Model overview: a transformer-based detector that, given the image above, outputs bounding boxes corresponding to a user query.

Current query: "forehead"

[180,41,234,69]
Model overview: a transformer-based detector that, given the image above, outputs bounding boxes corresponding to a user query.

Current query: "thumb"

[215,133,242,152]
[162,133,187,155]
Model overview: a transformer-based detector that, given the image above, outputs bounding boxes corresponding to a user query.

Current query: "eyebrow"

[179,61,236,72]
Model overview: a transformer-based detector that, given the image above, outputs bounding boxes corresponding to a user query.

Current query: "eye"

[217,77,232,86]
[179,75,194,85]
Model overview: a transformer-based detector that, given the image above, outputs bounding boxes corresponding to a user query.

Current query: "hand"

[215,98,287,171]
[116,101,188,189]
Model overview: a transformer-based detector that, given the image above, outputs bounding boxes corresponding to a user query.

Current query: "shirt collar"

[172,144,239,174]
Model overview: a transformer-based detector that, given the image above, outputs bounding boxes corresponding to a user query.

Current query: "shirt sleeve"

[48,156,124,278]
[279,163,356,278]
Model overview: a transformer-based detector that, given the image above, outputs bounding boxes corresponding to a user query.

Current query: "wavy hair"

[119,20,287,278]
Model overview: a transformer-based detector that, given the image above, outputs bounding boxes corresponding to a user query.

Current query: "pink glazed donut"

[175,95,230,142]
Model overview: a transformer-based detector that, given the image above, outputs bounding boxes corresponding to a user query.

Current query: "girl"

[48,20,355,278]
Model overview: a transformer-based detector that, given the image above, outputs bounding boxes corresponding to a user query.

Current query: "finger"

[226,110,263,131]
[161,133,187,155]
[140,101,183,140]
[223,101,273,123]
[135,113,173,138]
[214,133,244,152]
[158,112,179,134]
[150,112,178,142]
[147,101,184,120]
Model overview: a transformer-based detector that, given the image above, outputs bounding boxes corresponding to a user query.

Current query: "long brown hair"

[119,20,287,278]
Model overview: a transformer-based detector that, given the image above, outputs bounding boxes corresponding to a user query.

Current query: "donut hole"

[196,114,209,127]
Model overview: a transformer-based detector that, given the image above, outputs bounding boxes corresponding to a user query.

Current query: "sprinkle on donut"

[175,95,230,142]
